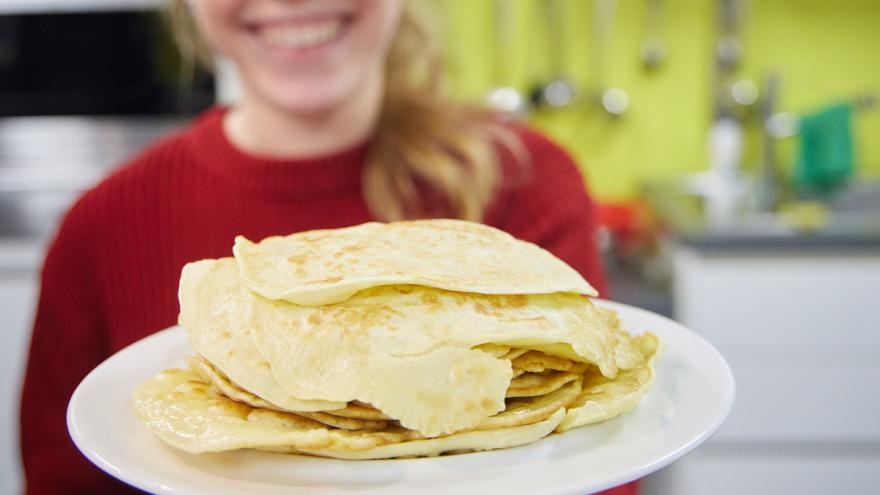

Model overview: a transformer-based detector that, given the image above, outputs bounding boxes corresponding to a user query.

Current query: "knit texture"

[20,107,610,494]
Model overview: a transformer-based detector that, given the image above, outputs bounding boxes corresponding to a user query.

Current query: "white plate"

[68,300,734,495]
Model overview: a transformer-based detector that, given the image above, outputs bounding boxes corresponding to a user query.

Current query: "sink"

[643,173,880,248]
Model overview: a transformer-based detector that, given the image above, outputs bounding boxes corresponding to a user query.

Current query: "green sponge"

[795,103,854,195]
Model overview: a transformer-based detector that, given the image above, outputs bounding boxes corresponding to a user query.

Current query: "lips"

[259,18,345,50]
[248,13,354,52]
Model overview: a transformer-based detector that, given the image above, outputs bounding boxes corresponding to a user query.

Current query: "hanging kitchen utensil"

[486,0,531,116]
[716,0,742,72]
[641,0,666,70]
[712,0,748,117]
[592,0,629,116]
[533,0,576,109]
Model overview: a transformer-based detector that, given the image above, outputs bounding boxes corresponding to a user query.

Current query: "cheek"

[353,0,404,60]
[330,0,403,95]
[189,0,245,57]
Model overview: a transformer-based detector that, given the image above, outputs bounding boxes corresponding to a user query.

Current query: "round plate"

[68,300,734,495]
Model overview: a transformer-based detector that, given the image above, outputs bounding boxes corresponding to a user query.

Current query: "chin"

[260,76,365,116]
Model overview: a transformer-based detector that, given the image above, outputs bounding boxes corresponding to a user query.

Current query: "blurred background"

[0,0,878,493]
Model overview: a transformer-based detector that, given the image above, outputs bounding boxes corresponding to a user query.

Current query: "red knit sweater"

[20,108,617,494]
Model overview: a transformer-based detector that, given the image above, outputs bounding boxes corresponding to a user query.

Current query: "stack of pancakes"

[131,220,659,459]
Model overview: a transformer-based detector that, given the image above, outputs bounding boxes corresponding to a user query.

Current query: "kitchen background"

[1,0,878,494]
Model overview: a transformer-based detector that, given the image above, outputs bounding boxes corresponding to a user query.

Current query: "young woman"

[19,1,625,493]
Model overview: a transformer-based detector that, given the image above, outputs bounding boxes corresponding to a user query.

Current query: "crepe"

[233,219,597,306]
[507,371,582,398]
[132,340,654,458]
[182,258,628,436]
[179,259,344,413]
[133,219,660,459]
[558,333,660,432]
[132,367,568,458]
[187,356,390,431]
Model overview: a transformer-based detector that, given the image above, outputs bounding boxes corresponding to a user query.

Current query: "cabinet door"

[645,452,880,495]
[645,245,880,495]
[0,274,39,495]
[672,247,880,442]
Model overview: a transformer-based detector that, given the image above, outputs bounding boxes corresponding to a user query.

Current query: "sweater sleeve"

[19,201,140,494]
[489,128,608,296]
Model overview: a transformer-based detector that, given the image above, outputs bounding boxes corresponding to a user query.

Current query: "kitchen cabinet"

[0,116,183,494]
[647,451,880,495]
[643,243,880,495]
[0,241,42,495]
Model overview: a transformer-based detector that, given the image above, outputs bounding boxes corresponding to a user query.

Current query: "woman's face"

[190,0,403,115]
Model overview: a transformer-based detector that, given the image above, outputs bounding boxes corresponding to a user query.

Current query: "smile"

[253,15,353,51]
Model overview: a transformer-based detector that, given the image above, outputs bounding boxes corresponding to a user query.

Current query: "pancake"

[474,344,512,358]
[506,371,582,398]
[477,379,583,430]
[321,402,391,421]
[180,258,627,437]
[511,351,583,374]
[133,220,660,459]
[179,259,344,413]
[246,284,626,437]
[501,348,530,361]
[132,338,654,458]
[557,333,660,432]
[131,368,566,459]
[233,219,597,306]
[187,355,389,431]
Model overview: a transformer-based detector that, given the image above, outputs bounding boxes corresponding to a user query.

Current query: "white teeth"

[261,19,344,49]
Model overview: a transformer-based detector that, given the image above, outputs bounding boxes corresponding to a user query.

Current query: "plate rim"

[557,300,737,494]
[67,299,735,495]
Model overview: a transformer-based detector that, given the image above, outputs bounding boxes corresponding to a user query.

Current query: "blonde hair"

[167,1,522,221]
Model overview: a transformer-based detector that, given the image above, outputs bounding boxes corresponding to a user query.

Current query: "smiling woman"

[190,0,399,115]
[19,1,611,494]
[169,0,513,221]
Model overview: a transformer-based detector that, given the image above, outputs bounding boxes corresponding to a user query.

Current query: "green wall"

[434,0,879,201]
[738,0,880,183]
